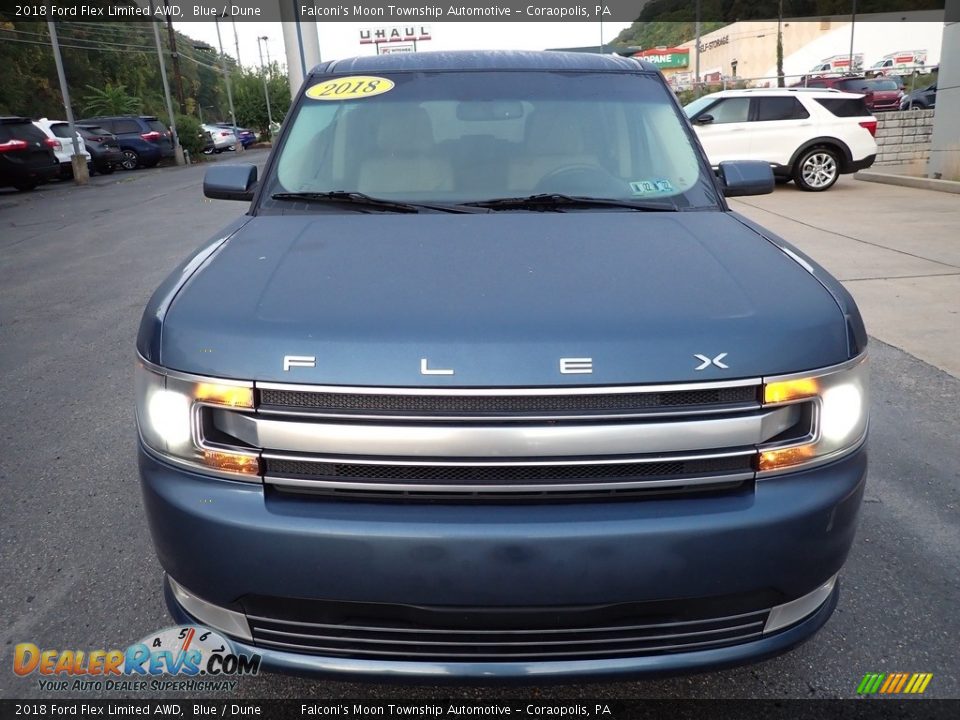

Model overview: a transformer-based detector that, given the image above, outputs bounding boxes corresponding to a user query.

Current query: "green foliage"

[175,113,205,158]
[81,83,140,115]
[0,17,233,127]
[613,21,726,51]
[232,64,291,138]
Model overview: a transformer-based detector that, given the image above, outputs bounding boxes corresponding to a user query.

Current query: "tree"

[81,83,141,115]
[232,65,290,137]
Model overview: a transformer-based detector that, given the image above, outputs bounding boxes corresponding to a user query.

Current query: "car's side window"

[705,98,749,124]
[113,119,141,134]
[754,97,810,121]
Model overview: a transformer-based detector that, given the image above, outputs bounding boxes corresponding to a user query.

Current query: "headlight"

[135,359,260,480]
[758,354,869,474]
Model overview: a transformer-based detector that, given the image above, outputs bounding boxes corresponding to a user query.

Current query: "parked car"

[75,124,123,174]
[900,82,937,110]
[0,116,59,191]
[76,115,174,170]
[137,51,869,681]
[215,122,256,147]
[685,87,877,191]
[796,76,903,112]
[32,118,92,179]
[201,124,237,154]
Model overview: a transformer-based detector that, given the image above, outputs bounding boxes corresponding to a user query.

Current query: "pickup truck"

[135,50,869,681]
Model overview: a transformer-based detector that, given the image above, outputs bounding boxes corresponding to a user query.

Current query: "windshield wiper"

[460,193,677,212]
[271,191,485,214]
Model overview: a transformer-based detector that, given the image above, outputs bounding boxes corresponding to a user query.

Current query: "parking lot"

[1,155,958,700]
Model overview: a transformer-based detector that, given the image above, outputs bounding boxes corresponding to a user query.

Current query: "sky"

[175,21,635,71]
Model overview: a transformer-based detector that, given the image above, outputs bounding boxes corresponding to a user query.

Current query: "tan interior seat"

[507,110,599,191]
[357,106,454,195]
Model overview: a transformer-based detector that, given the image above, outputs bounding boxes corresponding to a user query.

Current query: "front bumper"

[140,445,866,680]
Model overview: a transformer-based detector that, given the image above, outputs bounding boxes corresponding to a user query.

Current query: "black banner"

[2,700,960,720]
[0,0,954,23]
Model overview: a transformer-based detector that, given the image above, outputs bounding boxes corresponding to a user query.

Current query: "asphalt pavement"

[1,159,957,700]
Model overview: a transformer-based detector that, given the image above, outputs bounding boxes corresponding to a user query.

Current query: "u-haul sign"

[360,25,432,45]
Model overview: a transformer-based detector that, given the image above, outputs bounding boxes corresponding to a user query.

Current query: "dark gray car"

[135,51,868,682]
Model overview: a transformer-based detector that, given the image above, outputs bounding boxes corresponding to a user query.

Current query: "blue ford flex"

[136,51,868,681]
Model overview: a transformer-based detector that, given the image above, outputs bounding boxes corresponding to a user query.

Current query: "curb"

[855,170,960,194]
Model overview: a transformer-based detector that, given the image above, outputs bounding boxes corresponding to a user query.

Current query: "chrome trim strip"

[263,472,755,494]
[256,378,762,396]
[253,619,765,647]
[762,352,867,386]
[260,449,756,467]
[763,573,838,634]
[250,632,765,659]
[168,575,253,641]
[247,608,768,634]
[137,354,253,388]
[217,406,799,459]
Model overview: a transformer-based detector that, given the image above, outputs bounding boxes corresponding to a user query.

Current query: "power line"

[0,35,159,55]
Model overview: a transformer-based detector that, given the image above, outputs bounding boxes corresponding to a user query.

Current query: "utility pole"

[694,0,702,97]
[151,7,184,165]
[232,18,242,67]
[777,0,785,87]
[848,0,857,74]
[215,14,243,153]
[46,21,88,184]
[164,1,186,114]
[258,36,275,134]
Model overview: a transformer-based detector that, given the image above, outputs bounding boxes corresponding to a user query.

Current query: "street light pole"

[151,4,184,166]
[46,21,88,184]
[214,14,243,153]
[258,36,275,134]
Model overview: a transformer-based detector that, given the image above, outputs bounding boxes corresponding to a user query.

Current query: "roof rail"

[735,87,842,93]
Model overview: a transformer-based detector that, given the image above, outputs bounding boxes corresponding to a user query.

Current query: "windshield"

[682,95,717,118]
[262,71,719,211]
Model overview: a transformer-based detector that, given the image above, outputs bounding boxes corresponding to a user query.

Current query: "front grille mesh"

[247,606,769,661]
[265,455,752,485]
[258,385,758,416]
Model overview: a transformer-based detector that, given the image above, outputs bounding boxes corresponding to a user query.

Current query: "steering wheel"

[534,164,624,195]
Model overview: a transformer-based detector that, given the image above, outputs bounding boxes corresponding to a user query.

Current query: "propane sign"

[633,48,690,69]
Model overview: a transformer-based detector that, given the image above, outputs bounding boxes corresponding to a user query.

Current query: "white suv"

[33,118,92,179]
[684,88,878,191]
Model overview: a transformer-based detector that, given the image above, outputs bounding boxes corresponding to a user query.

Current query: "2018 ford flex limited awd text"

[135,51,868,681]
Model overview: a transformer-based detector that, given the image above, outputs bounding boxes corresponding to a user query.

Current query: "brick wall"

[874,109,935,166]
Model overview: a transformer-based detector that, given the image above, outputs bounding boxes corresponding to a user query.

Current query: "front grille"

[257,385,759,418]
[246,602,770,661]
[208,380,783,500]
[262,454,754,501]
[265,454,752,484]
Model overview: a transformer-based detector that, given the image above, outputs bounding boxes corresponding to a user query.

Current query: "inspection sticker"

[305,76,395,101]
[630,179,675,195]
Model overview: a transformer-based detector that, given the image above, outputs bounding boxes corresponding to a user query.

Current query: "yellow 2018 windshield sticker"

[305,76,395,101]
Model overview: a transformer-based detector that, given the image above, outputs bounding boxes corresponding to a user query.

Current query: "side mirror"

[204,164,257,201]
[694,114,715,125]
[717,160,774,197]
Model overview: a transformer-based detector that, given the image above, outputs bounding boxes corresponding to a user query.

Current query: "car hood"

[158,212,849,385]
